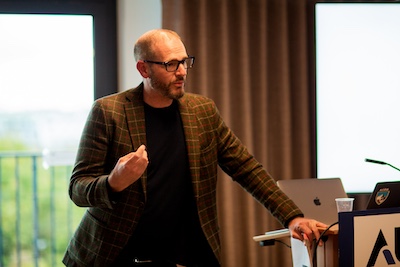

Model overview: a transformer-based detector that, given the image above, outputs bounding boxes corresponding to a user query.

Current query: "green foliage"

[0,135,28,151]
[0,140,85,266]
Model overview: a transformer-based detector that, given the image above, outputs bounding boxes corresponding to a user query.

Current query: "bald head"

[134,29,182,62]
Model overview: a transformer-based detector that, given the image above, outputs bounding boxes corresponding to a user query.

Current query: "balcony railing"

[0,151,84,267]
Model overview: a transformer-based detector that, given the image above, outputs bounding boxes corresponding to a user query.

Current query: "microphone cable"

[311,221,339,266]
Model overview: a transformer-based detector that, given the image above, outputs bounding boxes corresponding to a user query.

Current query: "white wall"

[117,0,162,91]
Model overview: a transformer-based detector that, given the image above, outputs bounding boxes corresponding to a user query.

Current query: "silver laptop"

[277,178,348,225]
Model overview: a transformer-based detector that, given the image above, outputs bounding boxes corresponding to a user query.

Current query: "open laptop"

[366,181,400,210]
[253,177,347,266]
[277,178,348,225]
[254,178,347,267]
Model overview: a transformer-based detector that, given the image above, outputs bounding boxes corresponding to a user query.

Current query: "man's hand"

[288,217,328,247]
[108,145,149,192]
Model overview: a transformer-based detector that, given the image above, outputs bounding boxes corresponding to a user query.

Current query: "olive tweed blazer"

[62,84,302,266]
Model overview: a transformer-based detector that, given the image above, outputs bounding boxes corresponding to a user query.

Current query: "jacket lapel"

[178,95,201,198]
[123,85,148,197]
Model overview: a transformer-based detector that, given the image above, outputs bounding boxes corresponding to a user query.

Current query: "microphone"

[365,158,400,172]
[365,158,386,165]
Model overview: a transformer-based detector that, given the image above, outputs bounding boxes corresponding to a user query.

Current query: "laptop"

[366,181,400,210]
[277,178,348,225]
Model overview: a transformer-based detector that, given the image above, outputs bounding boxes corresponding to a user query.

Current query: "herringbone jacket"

[62,84,303,266]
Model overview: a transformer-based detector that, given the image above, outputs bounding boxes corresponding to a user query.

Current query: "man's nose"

[175,62,187,75]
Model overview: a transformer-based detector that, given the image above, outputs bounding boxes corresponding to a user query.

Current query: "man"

[63,29,326,267]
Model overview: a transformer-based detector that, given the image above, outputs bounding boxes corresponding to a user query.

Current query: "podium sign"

[339,207,400,266]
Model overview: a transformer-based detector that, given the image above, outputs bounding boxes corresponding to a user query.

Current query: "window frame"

[0,0,118,99]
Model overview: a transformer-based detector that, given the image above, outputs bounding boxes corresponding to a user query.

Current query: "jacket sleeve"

[68,99,117,209]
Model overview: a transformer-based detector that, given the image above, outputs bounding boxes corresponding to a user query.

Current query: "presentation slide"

[315,4,400,193]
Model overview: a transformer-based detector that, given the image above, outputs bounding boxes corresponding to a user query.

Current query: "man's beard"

[149,75,185,100]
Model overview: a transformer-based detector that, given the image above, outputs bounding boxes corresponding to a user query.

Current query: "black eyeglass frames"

[143,56,195,72]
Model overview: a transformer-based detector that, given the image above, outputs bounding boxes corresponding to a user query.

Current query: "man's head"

[134,29,182,62]
[134,29,194,106]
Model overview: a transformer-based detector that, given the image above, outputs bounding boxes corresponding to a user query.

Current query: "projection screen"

[315,3,400,193]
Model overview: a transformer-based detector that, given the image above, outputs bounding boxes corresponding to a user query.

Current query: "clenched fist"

[108,145,149,192]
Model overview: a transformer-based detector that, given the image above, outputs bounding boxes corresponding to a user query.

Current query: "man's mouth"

[174,80,185,87]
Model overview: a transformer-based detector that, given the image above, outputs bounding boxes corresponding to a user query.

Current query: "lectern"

[291,225,339,267]
[254,207,400,266]
[338,207,400,266]
[253,226,338,267]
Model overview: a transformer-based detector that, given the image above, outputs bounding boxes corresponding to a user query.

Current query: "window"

[0,1,116,265]
[0,14,94,154]
[0,0,117,154]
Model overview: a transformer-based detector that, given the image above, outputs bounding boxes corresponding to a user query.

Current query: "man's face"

[147,38,189,100]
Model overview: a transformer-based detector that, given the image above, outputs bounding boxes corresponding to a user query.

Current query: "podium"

[338,207,400,266]
[253,207,400,266]
[253,226,338,267]
[309,225,338,267]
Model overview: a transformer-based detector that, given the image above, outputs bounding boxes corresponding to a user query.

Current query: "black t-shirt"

[118,101,217,266]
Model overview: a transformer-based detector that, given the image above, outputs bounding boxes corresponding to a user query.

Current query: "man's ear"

[137,61,150,78]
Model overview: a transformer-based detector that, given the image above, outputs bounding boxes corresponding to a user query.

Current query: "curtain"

[162,1,315,266]
[161,0,379,266]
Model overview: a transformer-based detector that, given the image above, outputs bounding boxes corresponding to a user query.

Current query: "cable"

[311,221,339,265]
[259,239,291,248]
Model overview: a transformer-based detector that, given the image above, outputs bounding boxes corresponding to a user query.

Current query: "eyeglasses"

[144,56,195,72]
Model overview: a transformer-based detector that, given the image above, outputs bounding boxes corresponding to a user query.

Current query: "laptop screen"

[366,181,400,210]
[277,178,348,225]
